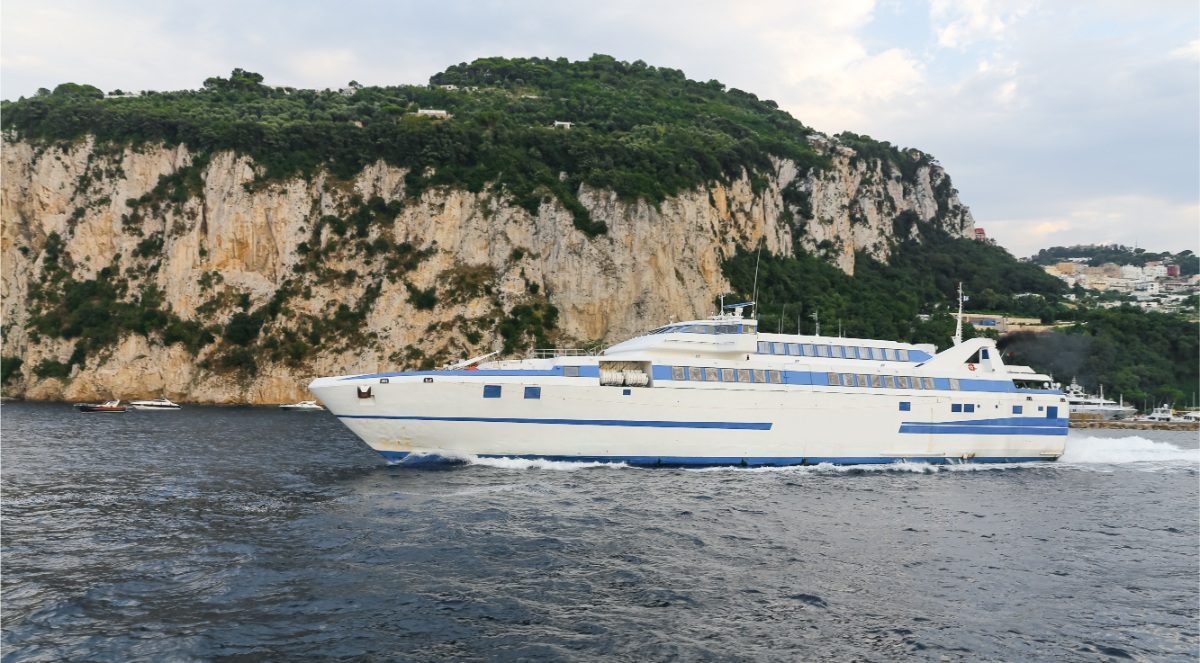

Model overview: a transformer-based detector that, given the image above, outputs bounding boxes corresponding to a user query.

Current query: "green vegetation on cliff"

[725,228,1069,345]
[0,57,949,237]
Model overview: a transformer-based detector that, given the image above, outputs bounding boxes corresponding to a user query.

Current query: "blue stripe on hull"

[375,451,1057,467]
[338,414,773,430]
[899,416,1068,436]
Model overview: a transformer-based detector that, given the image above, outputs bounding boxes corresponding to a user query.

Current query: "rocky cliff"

[0,134,973,403]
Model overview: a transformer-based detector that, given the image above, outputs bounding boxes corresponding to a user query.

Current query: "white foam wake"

[466,456,632,471]
[1060,436,1199,465]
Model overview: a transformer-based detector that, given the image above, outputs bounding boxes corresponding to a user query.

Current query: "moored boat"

[128,396,181,410]
[75,400,127,413]
[1135,404,1180,423]
[310,303,1068,467]
[280,400,325,411]
[1062,378,1135,420]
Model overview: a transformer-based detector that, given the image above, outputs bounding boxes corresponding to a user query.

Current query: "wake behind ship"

[310,305,1068,466]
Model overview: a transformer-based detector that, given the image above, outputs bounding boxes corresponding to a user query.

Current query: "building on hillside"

[1120,264,1144,280]
[1055,261,1078,275]
[553,121,574,129]
[1167,264,1181,277]
[417,109,450,118]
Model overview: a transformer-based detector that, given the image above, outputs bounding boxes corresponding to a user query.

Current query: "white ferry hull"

[311,375,1067,466]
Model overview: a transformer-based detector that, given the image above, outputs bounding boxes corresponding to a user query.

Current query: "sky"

[2,0,1197,258]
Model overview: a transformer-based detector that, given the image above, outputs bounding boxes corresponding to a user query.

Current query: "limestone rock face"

[0,135,973,403]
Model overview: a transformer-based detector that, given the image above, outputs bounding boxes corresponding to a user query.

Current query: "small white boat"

[1135,404,1179,423]
[128,396,181,411]
[280,400,325,411]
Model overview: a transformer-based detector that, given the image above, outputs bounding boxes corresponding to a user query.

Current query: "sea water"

[2,402,1197,661]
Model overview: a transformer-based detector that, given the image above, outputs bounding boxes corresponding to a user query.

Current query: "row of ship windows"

[649,324,756,335]
[826,373,946,390]
[758,342,910,361]
[670,366,785,384]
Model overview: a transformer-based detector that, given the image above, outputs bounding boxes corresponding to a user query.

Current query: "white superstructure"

[310,307,1068,466]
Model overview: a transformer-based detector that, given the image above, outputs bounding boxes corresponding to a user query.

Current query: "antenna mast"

[812,309,820,337]
[750,244,762,320]
[953,282,964,346]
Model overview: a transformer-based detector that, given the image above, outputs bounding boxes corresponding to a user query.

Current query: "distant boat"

[1135,404,1180,423]
[1062,378,1135,420]
[128,396,181,411]
[75,400,127,413]
[280,400,324,411]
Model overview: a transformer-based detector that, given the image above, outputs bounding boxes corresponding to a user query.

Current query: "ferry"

[310,303,1068,466]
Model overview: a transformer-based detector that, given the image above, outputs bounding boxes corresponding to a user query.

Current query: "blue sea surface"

[2,402,1197,661]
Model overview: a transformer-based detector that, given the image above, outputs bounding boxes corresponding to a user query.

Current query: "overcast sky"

[3,0,1197,257]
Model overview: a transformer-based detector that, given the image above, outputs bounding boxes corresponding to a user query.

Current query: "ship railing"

[531,348,599,359]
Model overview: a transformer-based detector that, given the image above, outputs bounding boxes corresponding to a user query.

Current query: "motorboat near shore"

[75,400,127,413]
[127,396,181,411]
[311,302,1068,467]
[280,400,325,411]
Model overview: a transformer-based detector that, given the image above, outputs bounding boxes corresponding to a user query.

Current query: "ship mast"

[953,282,964,346]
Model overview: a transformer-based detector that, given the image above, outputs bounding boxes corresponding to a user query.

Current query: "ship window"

[911,377,922,390]
[884,376,896,388]
[869,348,882,360]
[896,376,909,389]
[787,343,800,356]
[952,403,963,413]
[705,368,719,382]
[871,375,883,388]
[768,371,783,384]
[721,368,735,382]
[981,349,990,360]
[923,378,935,390]
[817,346,830,357]
[672,366,685,381]
[899,401,911,411]
[1013,405,1023,414]
[757,341,770,354]
[827,372,839,386]
[771,342,785,355]
[803,344,815,356]
[754,369,766,383]
[859,347,871,359]
[896,348,909,362]
[689,367,703,381]
[949,378,961,391]
[483,385,502,398]
[883,348,895,361]
[859,374,872,387]
[524,386,541,399]
[563,366,580,377]
[1038,406,1044,411]
[738,369,752,383]
[964,404,975,413]
[841,373,854,387]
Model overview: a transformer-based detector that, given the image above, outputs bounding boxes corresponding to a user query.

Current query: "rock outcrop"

[0,134,973,403]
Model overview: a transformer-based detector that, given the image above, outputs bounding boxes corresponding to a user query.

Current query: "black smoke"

[998,331,1094,387]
